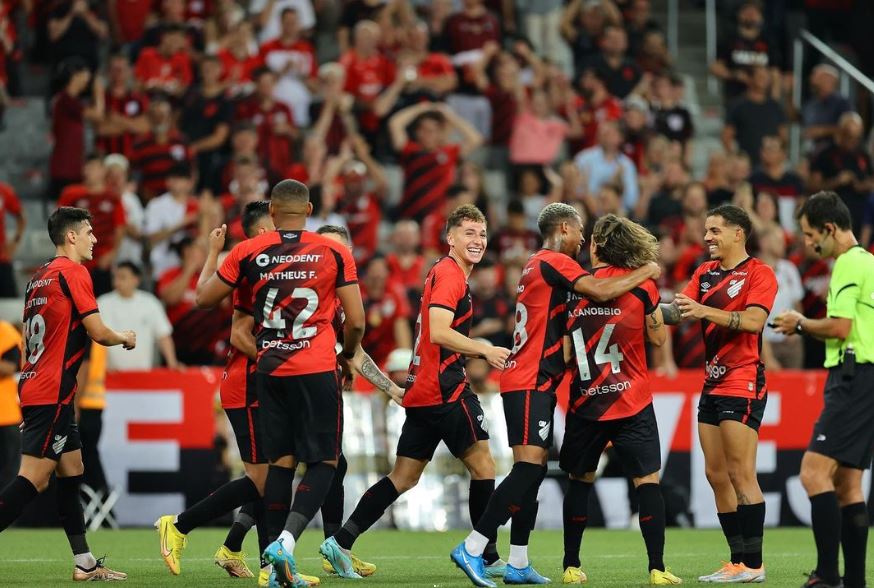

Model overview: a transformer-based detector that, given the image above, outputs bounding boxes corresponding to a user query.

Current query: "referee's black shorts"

[808,365,874,470]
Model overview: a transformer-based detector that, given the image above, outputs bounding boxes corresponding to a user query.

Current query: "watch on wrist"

[795,319,804,335]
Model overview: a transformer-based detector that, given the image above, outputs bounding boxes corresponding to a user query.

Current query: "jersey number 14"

[572,324,624,381]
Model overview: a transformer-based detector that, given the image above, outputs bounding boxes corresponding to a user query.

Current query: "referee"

[773,191,874,588]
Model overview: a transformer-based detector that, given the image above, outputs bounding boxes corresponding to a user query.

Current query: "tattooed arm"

[351,348,405,405]
[674,293,768,333]
[645,306,667,347]
[659,301,683,325]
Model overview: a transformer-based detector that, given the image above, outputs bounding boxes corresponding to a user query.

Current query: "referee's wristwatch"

[795,319,805,335]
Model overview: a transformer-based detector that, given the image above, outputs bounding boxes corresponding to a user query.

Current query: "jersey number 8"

[23,314,47,365]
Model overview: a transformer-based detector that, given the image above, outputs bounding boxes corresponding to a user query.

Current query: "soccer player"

[561,214,681,585]
[452,203,661,588]
[194,180,365,588]
[772,192,874,588]
[0,207,135,581]
[320,204,511,580]
[660,204,777,583]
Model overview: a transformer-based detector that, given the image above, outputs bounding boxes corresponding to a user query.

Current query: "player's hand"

[644,261,662,280]
[337,354,354,390]
[771,309,805,336]
[208,224,227,255]
[387,384,406,406]
[484,345,511,370]
[674,293,707,320]
[120,330,136,350]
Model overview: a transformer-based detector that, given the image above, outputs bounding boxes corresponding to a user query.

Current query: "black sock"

[175,476,260,535]
[254,499,269,568]
[0,476,39,532]
[510,465,546,548]
[738,502,765,569]
[224,501,257,552]
[717,511,744,564]
[562,479,593,569]
[810,491,842,584]
[322,455,347,539]
[474,462,542,541]
[840,502,869,588]
[469,479,499,563]
[284,462,336,541]
[637,483,666,572]
[57,475,89,555]
[263,465,296,543]
[335,476,399,550]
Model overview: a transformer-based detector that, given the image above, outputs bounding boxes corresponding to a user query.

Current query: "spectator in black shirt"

[651,72,694,155]
[180,55,232,193]
[809,112,874,235]
[624,0,661,57]
[469,258,512,348]
[748,136,804,230]
[709,1,781,105]
[561,0,621,80]
[801,64,852,155]
[722,66,786,166]
[581,25,644,99]
[47,0,108,74]
[141,0,205,54]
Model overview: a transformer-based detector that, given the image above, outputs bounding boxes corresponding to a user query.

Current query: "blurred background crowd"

[0,0,874,383]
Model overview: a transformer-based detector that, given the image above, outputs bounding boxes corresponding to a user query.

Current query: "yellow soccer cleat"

[214,545,254,578]
[321,552,376,577]
[650,568,683,585]
[562,566,588,584]
[73,556,128,581]
[258,567,271,587]
[299,572,321,586]
[154,515,187,575]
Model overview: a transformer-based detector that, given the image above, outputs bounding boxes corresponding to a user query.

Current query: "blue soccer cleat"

[485,559,508,579]
[451,542,497,588]
[504,564,552,584]
[262,539,309,587]
[318,537,362,579]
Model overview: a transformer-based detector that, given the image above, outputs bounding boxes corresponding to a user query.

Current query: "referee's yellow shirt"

[825,245,874,368]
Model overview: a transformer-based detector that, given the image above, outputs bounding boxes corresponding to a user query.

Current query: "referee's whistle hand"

[772,310,803,336]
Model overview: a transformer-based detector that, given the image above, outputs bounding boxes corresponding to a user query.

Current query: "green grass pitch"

[0,527,870,586]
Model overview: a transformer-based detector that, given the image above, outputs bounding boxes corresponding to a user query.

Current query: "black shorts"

[560,403,661,478]
[396,395,490,460]
[697,393,767,432]
[225,407,265,464]
[502,390,557,448]
[808,365,874,470]
[258,371,343,463]
[20,404,82,461]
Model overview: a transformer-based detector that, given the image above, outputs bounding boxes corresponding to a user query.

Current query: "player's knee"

[387,471,418,494]
[704,466,730,489]
[799,463,830,493]
[835,484,864,506]
[634,472,660,487]
[467,455,496,481]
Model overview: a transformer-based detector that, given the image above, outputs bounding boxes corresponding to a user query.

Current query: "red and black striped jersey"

[681,257,778,399]
[404,256,473,408]
[97,89,149,158]
[397,142,460,222]
[19,257,98,407]
[567,266,659,420]
[57,186,126,269]
[218,230,359,377]
[221,278,256,409]
[500,249,588,395]
[129,132,190,198]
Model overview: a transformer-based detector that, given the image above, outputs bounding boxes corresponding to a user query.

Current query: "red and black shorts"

[258,370,343,464]
[502,390,557,448]
[396,394,490,460]
[225,406,265,464]
[21,403,82,461]
[697,392,767,432]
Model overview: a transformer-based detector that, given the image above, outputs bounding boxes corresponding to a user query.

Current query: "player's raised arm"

[429,306,510,369]
[196,224,234,308]
[574,261,661,303]
[82,314,136,349]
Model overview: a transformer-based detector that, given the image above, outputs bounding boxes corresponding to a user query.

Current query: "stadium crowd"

[0,0,872,376]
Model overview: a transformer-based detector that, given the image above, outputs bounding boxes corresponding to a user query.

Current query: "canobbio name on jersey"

[261,339,311,351]
[580,380,631,396]
[569,307,622,318]
[255,253,322,267]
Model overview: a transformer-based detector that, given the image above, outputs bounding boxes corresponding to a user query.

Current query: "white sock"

[278,530,296,552]
[74,552,97,570]
[464,531,489,556]
[508,544,528,569]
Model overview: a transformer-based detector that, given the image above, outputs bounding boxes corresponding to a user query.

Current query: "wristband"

[795,319,804,335]
[341,350,356,360]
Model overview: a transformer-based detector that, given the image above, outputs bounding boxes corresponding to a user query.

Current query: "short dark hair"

[48,207,92,246]
[271,179,309,204]
[316,224,350,242]
[797,191,852,231]
[115,261,142,278]
[446,184,470,199]
[707,204,752,239]
[412,111,445,134]
[167,162,192,178]
[507,199,525,215]
[537,202,580,237]
[446,204,486,232]
[242,201,271,238]
[252,67,275,81]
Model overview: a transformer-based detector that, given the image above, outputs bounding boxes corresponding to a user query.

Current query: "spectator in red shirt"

[130,94,191,200]
[445,0,501,59]
[0,3,16,126]
[360,255,413,367]
[235,67,297,182]
[135,24,193,98]
[389,101,483,222]
[259,7,317,127]
[0,181,25,297]
[218,155,268,244]
[96,54,149,159]
[216,20,261,98]
[488,199,541,262]
[107,0,152,46]
[58,154,127,295]
[385,219,426,295]
[47,0,108,73]
[340,19,396,141]
[566,67,623,153]
[49,58,105,203]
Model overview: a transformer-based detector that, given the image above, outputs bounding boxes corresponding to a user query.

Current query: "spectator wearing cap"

[722,66,787,166]
[236,68,298,180]
[385,220,426,297]
[0,181,24,297]
[259,8,317,127]
[104,154,145,266]
[135,24,193,97]
[179,55,232,193]
[251,0,315,44]
[580,25,645,99]
[360,255,413,367]
[802,64,852,155]
[574,120,639,213]
[47,0,107,74]
[748,136,804,230]
[340,20,396,144]
[489,199,541,262]
[49,58,105,202]
[651,72,694,155]
[620,94,651,172]
[565,67,623,154]
[561,0,622,80]
[130,95,191,200]
[144,163,201,278]
[470,260,512,348]
[58,155,127,295]
[156,235,231,365]
[217,20,261,98]
[141,0,204,52]
[96,54,149,159]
